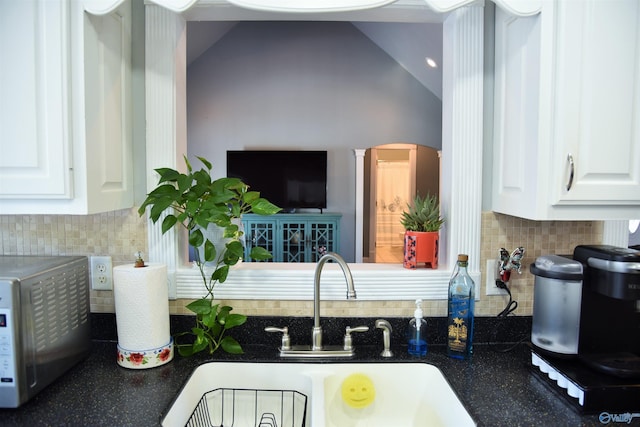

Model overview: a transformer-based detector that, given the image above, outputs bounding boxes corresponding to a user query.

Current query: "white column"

[441,5,484,274]
[354,149,366,263]
[145,5,187,298]
[602,220,630,247]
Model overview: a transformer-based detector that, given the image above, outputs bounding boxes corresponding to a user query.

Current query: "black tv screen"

[226,150,327,211]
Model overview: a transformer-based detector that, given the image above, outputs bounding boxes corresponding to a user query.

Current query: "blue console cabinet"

[242,213,341,262]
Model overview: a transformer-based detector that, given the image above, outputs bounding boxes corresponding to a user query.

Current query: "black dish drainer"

[186,388,307,427]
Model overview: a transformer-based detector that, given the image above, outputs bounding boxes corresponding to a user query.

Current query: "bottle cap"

[414,299,423,319]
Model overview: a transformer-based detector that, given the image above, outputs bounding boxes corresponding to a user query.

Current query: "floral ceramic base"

[117,338,174,369]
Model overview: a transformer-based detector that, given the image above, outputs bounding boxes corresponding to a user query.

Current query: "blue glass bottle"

[447,254,475,359]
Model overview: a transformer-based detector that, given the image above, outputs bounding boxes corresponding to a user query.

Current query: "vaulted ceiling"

[187,21,443,99]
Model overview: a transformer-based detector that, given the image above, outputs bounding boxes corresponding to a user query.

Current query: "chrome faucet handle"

[343,326,369,351]
[375,319,394,358]
[265,326,291,351]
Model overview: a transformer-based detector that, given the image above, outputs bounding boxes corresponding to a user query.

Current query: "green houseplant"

[138,156,281,356]
[400,194,444,269]
[400,193,444,232]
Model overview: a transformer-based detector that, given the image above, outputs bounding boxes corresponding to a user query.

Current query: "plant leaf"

[212,265,229,283]
[223,223,239,239]
[201,310,217,329]
[220,336,244,354]
[250,198,282,215]
[210,321,222,338]
[224,313,247,329]
[191,327,206,347]
[225,240,244,259]
[148,183,179,197]
[249,246,273,261]
[161,215,178,234]
[196,156,212,170]
[186,298,212,315]
[193,169,212,187]
[189,229,204,248]
[208,212,231,228]
[149,198,176,222]
[183,155,193,173]
[177,174,193,193]
[156,167,181,183]
[242,191,260,204]
[217,306,231,325]
[192,339,209,354]
[137,202,149,216]
[177,345,194,357]
[203,239,216,263]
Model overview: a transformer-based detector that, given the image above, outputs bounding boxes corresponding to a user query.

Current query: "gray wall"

[187,21,442,262]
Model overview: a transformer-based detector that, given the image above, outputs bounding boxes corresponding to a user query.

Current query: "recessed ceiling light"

[425,57,438,68]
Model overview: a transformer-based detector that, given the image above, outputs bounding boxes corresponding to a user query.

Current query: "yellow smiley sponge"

[341,373,376,408]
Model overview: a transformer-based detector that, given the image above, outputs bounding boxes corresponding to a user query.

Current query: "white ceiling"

[186,21,443,99]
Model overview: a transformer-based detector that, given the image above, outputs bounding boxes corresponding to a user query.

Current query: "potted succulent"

[138,156,281,356]
[400,193,444,269]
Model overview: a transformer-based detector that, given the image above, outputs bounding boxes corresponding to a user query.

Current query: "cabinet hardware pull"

[566,154,575,191]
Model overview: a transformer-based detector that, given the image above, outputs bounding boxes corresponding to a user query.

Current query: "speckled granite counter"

[0,316,608,426]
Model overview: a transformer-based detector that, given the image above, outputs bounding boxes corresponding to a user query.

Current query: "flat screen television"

[226,150,327,212]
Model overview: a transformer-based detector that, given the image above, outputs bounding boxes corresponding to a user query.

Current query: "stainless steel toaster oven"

[0,256,91,408]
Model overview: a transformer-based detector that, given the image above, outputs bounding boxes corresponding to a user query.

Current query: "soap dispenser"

[408,299,427,357]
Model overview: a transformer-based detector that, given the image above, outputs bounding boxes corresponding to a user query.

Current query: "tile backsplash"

[0,210,602,317]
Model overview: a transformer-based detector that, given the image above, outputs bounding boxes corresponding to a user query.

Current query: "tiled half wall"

[0,210,602,317]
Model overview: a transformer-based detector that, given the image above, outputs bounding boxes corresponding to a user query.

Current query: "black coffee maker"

[572,245,640,378]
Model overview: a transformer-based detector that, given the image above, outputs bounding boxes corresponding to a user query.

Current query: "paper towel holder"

[114,261,174,369]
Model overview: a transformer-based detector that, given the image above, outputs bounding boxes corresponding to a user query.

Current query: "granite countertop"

[0,316,606,426]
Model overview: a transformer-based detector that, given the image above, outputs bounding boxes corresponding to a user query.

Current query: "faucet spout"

[312,252,356,350]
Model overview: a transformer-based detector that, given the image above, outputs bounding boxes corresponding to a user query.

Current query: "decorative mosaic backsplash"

[0,210,602,317]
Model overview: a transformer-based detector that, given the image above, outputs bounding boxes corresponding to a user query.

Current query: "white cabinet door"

[0,0,133,215]
[550,0,640,206]
[492,0,640,220]
[492,7,543,219]
[0,1,72,199]
[81,2,134,213]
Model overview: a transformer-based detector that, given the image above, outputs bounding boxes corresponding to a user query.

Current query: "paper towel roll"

[113,263,170,351]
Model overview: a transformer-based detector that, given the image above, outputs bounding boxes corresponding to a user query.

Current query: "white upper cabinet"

[0,0,133,215]
[492,0,640,220]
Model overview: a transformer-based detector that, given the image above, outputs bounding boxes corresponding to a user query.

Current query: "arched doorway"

[364,144,440,263]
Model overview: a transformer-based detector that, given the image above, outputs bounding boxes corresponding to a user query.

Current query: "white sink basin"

[162,362,476,427]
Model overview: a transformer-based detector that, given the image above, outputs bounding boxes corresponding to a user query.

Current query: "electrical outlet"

[486,259,508,296]
[91,256,113,291]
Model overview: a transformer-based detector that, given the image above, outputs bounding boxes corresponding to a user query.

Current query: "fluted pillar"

[440,5,484,273]
[144,5,187,298]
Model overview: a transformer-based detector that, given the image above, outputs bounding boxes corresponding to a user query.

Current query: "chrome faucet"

[265,252,367,358]
[312,252,357,350]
